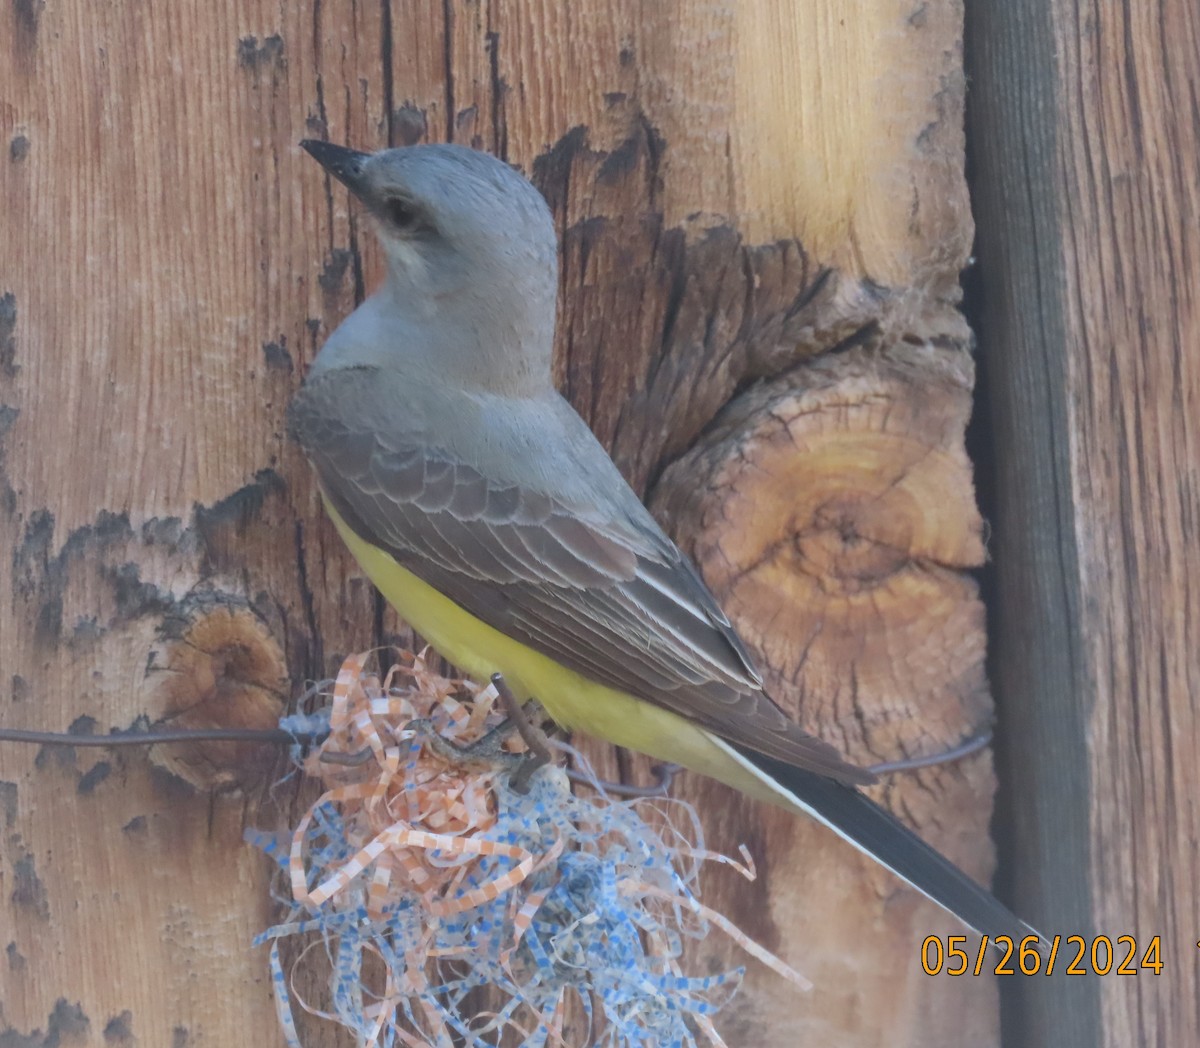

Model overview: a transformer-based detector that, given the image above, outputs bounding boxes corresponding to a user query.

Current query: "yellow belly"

[324,498,779,803]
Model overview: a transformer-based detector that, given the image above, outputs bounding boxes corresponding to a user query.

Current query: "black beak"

[300,140,373,198]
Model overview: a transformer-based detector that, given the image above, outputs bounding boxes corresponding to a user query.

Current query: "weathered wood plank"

[968,0,1200,1043]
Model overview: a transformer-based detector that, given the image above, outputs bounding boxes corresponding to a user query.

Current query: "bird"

[288,138,1041,948]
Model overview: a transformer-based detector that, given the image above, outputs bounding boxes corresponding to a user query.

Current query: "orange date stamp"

[921,934,1164,976]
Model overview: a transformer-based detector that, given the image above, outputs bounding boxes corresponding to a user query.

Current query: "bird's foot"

[407,716,526,772]
[489,672,555,794]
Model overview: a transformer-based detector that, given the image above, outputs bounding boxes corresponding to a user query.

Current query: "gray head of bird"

[301,140,559,351]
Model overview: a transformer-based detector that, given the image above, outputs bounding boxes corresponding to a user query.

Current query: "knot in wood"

[148,597,287,790]
[800,497,912,593]
[653,347,989,759]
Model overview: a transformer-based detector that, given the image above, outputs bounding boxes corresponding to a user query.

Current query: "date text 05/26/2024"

[921,935,1165,977]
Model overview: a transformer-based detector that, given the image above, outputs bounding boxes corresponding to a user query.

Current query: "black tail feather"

[740,747,1043,946]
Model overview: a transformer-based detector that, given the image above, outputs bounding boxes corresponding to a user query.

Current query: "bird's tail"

[712,737,1044,947]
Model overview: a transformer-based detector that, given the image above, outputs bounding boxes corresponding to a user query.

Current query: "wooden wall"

[2,1,1014,1044]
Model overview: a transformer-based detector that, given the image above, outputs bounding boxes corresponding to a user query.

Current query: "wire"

[0,726,326,747]
[866,729,993,774]
[0,723,994,780]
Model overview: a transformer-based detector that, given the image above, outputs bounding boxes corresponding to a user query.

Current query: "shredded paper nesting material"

[247,651,809,1047]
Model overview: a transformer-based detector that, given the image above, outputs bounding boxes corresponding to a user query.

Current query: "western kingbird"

[289,139,1038,945]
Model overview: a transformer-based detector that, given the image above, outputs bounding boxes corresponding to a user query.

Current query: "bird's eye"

[384,197,419,230]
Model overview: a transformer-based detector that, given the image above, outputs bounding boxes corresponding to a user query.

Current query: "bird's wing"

[290,371,872,785]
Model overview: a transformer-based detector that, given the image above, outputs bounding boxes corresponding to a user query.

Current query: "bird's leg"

[319,675,557,778]
[490,672,554,793]
[488,671,683,798]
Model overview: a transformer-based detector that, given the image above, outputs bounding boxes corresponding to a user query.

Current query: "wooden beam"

[968,0,1200,1043]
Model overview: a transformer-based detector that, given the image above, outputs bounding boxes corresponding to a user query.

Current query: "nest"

[248,651,807,1047]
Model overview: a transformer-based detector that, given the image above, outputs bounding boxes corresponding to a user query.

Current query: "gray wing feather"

[289,369,872,785]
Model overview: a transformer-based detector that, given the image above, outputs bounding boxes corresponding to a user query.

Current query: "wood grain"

[1,5,383,1044]
[968,0,1200,1044]
[652,342,998,1047]
[1,1,997,1044]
